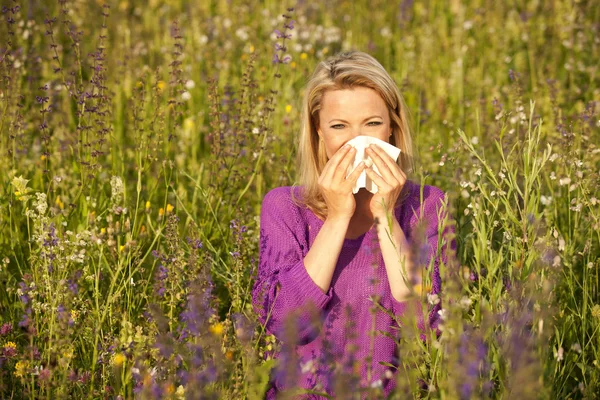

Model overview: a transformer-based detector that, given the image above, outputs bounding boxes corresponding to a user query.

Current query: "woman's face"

[316,86,392,159]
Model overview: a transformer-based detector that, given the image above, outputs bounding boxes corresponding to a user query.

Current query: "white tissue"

[345,136,401,194]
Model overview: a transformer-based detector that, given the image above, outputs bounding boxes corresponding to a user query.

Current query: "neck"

[353,189,374,220]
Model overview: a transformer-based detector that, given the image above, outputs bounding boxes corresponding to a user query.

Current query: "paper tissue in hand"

[345,136,401,194]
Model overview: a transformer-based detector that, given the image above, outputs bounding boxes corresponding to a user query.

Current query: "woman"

[252,51,455,398]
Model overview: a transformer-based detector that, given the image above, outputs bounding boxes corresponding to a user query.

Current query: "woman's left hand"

[364,144,407,219]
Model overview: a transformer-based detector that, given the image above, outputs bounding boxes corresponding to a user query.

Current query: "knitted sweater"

[252,180,454,399]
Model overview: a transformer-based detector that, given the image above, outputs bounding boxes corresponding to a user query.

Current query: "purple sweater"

[252,180,454,398]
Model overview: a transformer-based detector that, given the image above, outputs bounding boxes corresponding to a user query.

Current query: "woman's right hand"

[317,144,366,221]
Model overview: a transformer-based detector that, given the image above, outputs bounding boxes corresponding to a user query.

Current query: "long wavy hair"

[294,51,415,219]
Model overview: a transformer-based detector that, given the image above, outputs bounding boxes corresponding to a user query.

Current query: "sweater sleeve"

[252,187,332,343]
[390,185,456,338]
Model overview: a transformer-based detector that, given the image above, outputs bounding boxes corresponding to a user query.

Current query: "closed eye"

[367,121,383,126]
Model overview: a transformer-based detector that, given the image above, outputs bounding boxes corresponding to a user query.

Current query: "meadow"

[0,0,598,398]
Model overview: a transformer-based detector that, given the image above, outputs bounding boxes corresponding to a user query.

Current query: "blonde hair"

[294,51,415,219]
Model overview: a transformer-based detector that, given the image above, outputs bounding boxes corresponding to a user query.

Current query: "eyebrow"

[328,116,384,124]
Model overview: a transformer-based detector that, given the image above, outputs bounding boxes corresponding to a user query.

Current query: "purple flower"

[0,322,13,336]
[273,29,291,39]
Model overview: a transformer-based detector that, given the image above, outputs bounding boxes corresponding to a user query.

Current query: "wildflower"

[300,52,308,60]
[70,310,79,323]
[559,177,571,186]
[159,208,165,217]
[15,360,30,378]
[209,323,224,336]
[3,341,17,357]
[592,304,600,319]
[112,353,126,367]
[0,322,12,335]
[540,195,552,206]
[555,347,564,361]
[181,91,191,101]
[185,80,195,89]
[110,176,125,202]
[176,385,185,399]
[166,204,174,214]
[156,80,166,91]
[55,196,64,209]
[11,176,33,201]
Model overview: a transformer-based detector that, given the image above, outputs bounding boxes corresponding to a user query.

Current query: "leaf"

[247,358,277,400]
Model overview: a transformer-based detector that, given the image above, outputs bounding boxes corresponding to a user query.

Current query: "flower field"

[0,0,598,398]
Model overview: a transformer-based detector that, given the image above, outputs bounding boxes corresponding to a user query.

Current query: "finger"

[322,144,353,182]
[345,160,367,185]
[367,145,406,184]
[364,166,390,191]
[333,145,357,182]
[366,145,397,183]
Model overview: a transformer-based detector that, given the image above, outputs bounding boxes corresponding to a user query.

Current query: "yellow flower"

[209,323,224,336]
[413,283,431,296]
[249,45,255,53]
[165,383,175,394]
[156,81,166,91]
[112,353,126,367]
[166,204,174,214]
[14,360,29,378]
[55,196,64,210]
[300,52,308,60]
[322,47,329,55]
[176,385,185,399]
[290,61,296,69]
[119,245,126,252]
[4,342,16,350]
[158,208,165,217]
[70,310,79,322]
[285,104,292,113]
[40,155,46,161]
[145,201,151,210]
[101,228,106,234]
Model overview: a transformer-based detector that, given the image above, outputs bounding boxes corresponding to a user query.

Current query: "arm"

[253,146,366,343]
[252,188,333,344]
[389,187,455,335]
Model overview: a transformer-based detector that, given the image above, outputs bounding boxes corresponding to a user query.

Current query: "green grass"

[0,0,598,398]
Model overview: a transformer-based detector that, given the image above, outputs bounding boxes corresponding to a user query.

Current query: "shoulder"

[261,186,309,220]
[262,186,304,209]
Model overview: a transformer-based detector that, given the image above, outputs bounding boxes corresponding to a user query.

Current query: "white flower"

[552,256,561,267]
[559,177,571,186]
[470,136,479,145]
[370,379,383,389]
[475,168,482,176]
[556,347,564,361]
[300,360,314,373]
[34,193,48,215]
[571,343,582,354]
[540,195,552,206]
[184,80,195,89]
[252,127,260,135]
[437,309,448,321]
[427,293,440,305]
[463,20,473,30]
[181,91,191,101]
